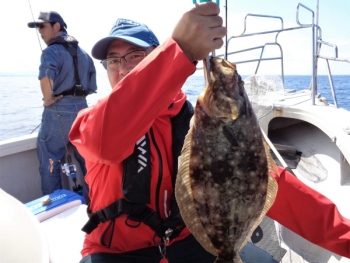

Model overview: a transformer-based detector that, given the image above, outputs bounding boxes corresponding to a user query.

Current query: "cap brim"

[27,20,48,28]
[91,36,152,60]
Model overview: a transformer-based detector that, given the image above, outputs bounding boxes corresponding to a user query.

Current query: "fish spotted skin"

[175,57,278,263]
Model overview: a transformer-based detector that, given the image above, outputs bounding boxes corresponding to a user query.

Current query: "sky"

[0,0,349,77]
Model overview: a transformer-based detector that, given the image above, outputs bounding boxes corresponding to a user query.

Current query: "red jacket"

[70,39,194,256]
[70,38,350,258]
[267,167,350,258]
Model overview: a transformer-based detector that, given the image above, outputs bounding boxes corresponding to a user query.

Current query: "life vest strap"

[81,101,194,241]
[49,35,87,96]
[82,198,169,236]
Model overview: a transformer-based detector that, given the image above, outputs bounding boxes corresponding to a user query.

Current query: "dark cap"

[91,18,159,60]
[28,11,67,29]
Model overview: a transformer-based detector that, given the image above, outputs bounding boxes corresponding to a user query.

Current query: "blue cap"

[91,18,160,60]
[28,11,67,29]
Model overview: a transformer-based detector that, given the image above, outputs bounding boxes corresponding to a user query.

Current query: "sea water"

[0,73,349,142]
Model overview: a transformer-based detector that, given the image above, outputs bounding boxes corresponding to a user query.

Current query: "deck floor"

[268,121,350,263]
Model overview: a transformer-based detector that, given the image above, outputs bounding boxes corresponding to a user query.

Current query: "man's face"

[105,39,154,88]
[37,22,59,45]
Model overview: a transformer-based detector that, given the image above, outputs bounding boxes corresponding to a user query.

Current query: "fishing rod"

[27,0,83,195]
[193,0,228,58]
[193,0,225,85]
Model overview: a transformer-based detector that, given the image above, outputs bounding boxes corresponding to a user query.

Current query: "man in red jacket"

[70,2,350,263]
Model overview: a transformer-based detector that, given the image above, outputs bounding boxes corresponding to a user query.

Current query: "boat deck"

[259,88,350,263]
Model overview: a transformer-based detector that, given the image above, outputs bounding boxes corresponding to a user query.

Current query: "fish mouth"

[201,56,241,121]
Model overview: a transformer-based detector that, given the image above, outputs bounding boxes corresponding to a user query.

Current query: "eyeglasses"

[101,50,147,70]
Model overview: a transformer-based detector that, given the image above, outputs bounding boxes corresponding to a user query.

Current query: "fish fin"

[189,116,194,128]
[263,136,279,176]
[260,129,280,177]
[175,126,217,255]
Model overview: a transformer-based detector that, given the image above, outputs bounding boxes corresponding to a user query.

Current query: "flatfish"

[175,57,278,263]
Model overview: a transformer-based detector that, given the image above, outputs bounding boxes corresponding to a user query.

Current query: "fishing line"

[30,123,41,134]
[224,0,227,59]
[28,0,44,52]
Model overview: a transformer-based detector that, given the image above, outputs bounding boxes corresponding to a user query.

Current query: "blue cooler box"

[25,189,86,222]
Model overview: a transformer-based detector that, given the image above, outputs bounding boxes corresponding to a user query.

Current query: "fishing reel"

[61,155,83,196]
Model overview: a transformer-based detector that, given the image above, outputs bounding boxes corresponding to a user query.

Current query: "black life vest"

[82,100,194,241]
[48,35,87,96]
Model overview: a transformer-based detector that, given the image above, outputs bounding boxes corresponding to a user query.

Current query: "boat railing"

[215,2,349,108]
[223,7,312,95]
[316,27,350,108]
[226,42,285,84]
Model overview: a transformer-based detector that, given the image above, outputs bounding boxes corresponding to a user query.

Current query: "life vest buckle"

[125,215,142,228]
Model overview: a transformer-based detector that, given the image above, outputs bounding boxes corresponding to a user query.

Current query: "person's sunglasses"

[36,24,45,29]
